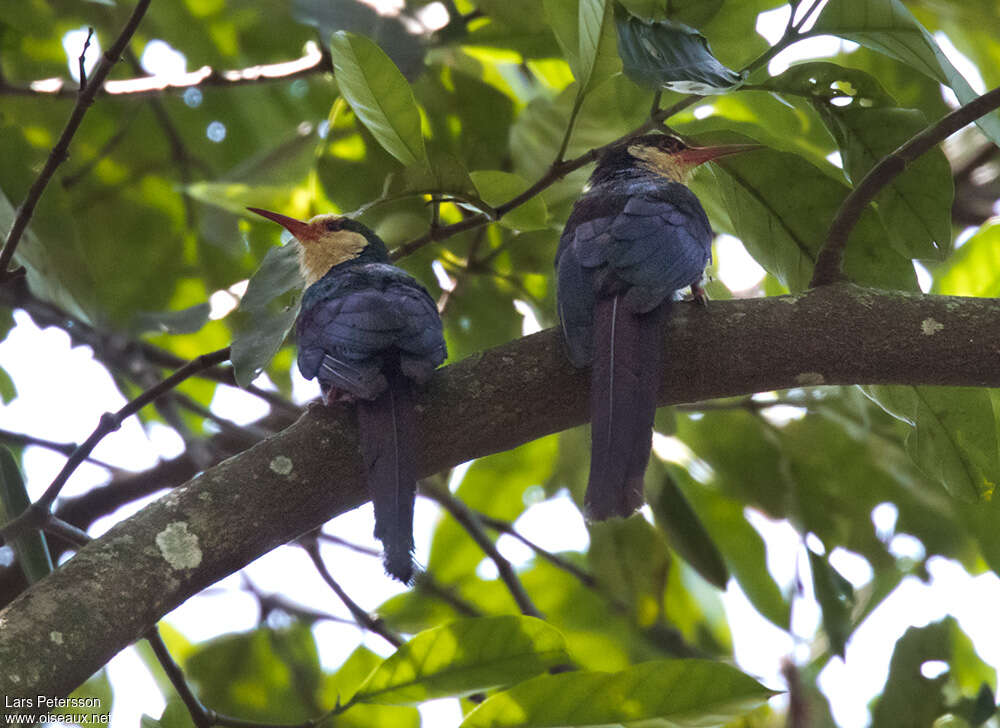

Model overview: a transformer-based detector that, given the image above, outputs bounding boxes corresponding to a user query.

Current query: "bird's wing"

[555,183,713,363]
[555,193,627,367]
[605,184,713,306]
[297,266,446,398]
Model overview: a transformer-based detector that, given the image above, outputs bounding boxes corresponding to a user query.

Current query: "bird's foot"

[690,282,710,307]
[322,387,356,406]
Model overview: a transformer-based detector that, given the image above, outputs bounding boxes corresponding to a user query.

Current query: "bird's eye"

[325,220,339,232]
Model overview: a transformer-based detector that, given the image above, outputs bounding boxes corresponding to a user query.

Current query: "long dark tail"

[356,370,417,583]
[586,296,665,520]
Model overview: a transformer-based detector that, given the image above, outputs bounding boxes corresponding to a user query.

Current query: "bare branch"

[422,483,542,619]
[300,536,403,648]
[0,347,230,544]
[0,0,153,274]
[0,46,331,100]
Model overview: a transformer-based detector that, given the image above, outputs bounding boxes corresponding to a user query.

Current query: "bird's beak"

[247,207,312,241]
[678,143,763,167]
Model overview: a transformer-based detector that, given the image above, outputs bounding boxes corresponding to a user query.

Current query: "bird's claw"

[690,282,709,307]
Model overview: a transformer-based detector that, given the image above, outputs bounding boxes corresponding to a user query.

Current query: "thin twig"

[0,348,231,544]
[42,517,91,548]
[472,511,597,588]
[0,427,119,470]
[145,625,212,728]
[242,575,354,625]
[421,483,542,618]
[37,347,231,508]
[300,537,403,648]
[811,83,1000,287]
[412,572,482,617]
[315,531,382,558]
[0,0,153,275]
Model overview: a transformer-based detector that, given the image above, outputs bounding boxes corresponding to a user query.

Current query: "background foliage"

[3,0,1000,726]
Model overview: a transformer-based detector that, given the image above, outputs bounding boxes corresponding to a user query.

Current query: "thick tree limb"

[2,285,1000,709]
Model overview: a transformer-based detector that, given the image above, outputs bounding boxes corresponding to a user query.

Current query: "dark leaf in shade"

[807,548,854,658]
[652,469,730,589]
[230,239,304,387]
[131,303,211,335]
[0,447,53,584]
[615,11,744,93]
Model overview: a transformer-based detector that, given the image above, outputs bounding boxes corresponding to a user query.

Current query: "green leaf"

[651,468,729,589]
[131,303,211,336]
[321,647,421,728]
[763,60,897,106]
[238,241,304,313]
[861,386,1000,501]
[693,143,917,292]
[871,619,994,728]
[329,31,427,166]
[185,624,322,722]
[380,155,486,212]
[354,616,571,705]
[460,659,775,728]
[815,105,952,260]
[807,549,854,658]
[0,366,17,404]
[185,182,304,217]
[932,220,1000,297]
[469,171,549,231]
[615,13,744,93]
[811,0,1000,146]
[588,516,671,625]
[0,446,53,583]
[230,240,304,387]
[69,668,113,718]
[544,0,621,94]
[230,306,299,388]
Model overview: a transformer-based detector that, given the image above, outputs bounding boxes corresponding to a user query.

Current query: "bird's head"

[248,208,389,285]
[594,133,761,185]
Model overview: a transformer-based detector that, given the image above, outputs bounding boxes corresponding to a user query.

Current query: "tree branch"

[0,0,153,275]
[0,45,331,100]
[3,285,1000,707]
[810,83,1000,287]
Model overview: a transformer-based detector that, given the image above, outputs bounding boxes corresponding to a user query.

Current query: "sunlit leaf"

[460,659,775,728]
[811,0,1000,146]
[545,0,620,94]
[861,386,999,501]
[0,366,16,405]
[329,31,428,166]
[932,221,1000,297]
[354,616,570,704]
